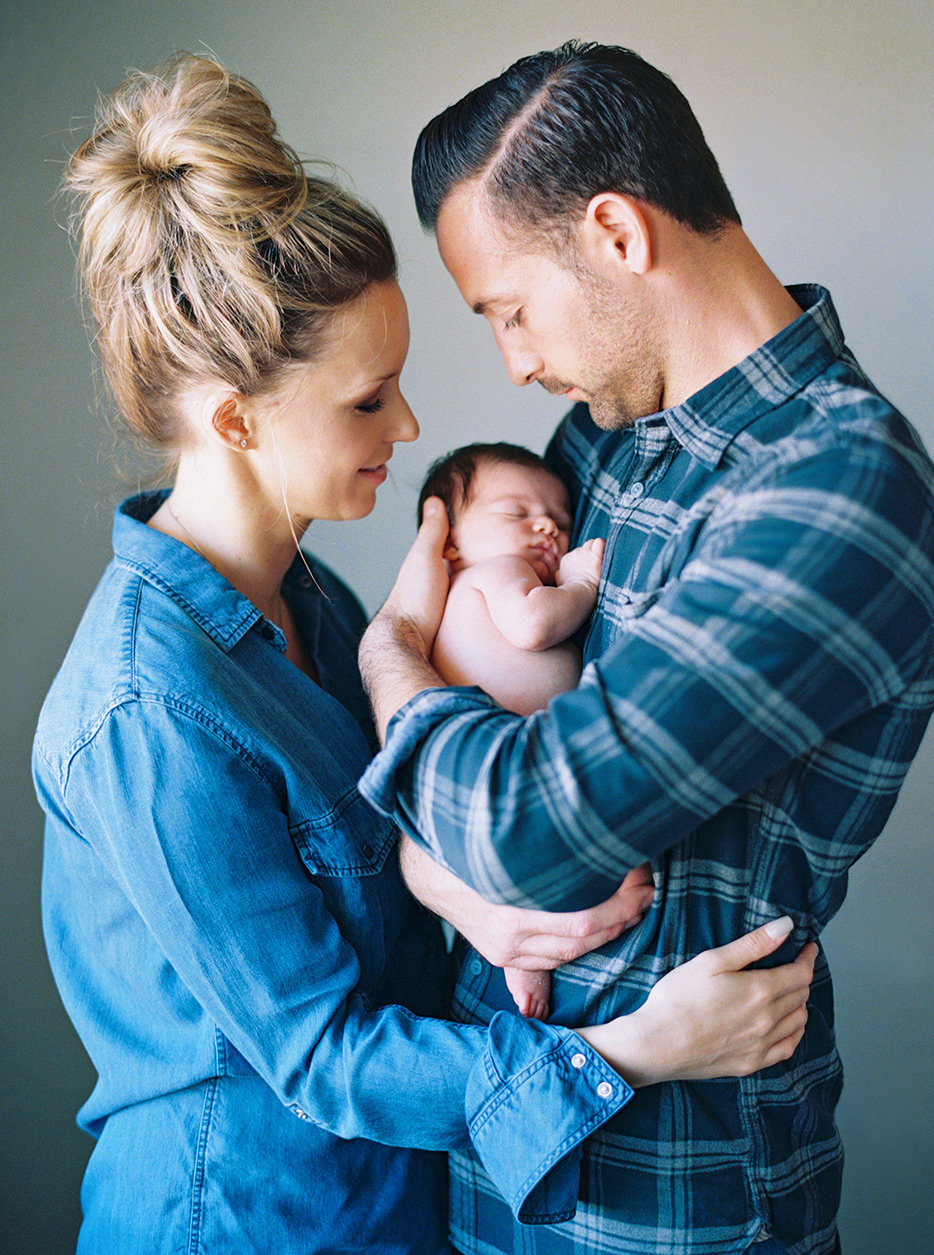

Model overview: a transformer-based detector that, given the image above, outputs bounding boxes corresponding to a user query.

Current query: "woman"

[34,55,815,1253]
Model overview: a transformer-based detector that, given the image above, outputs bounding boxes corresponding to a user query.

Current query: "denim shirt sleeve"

[359,442,934,911]
[54,695,631,1222]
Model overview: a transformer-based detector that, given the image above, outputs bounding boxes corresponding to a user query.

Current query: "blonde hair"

[65,54,396,453]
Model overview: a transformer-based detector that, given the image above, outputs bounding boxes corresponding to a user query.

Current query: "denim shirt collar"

[635,283,846,468]
[114,491,281,653]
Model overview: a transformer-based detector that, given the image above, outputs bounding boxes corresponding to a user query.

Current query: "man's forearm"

[359,610,445,744]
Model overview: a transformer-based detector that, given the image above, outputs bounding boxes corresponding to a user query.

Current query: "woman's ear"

[210,393,253,451]
[579,192,653,278]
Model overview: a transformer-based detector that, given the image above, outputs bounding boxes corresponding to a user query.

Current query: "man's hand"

[400,835,654,969]
[359,498,451,741]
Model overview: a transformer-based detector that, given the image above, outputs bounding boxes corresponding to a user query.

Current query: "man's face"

[435,181,663,428]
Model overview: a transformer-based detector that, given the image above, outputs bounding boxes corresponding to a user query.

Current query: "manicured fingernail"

[764,915,793,940]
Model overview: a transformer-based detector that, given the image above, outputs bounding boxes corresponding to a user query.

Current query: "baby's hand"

[556,537,604,589]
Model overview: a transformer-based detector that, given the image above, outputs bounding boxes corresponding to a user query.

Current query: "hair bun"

[64,53,396,454]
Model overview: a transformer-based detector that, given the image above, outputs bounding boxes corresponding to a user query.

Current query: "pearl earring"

[239,438,248,448]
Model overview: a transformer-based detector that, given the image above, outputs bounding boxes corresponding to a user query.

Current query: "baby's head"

[418,442,572,583]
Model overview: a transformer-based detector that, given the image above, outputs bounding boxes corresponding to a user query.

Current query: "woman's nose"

[390,398,419,443]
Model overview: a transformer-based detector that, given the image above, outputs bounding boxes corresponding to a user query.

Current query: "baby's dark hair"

[417,441,559,526]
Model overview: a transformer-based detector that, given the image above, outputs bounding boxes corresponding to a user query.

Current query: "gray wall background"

[2,2,931,1251]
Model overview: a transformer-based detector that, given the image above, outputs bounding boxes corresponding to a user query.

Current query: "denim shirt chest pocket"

[289,787,404,991]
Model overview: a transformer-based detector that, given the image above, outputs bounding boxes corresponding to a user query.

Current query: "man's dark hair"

[418,441,559,526]
[412,40,740,239]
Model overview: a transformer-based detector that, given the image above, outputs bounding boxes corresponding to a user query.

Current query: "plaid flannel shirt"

[361,286,934,1255]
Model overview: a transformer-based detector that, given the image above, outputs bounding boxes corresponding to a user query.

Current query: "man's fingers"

[507,912,650,967]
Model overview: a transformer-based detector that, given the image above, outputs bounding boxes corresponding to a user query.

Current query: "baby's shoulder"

[453,554,537,591]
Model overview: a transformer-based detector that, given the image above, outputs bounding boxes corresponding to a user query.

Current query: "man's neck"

[656,225,803,410]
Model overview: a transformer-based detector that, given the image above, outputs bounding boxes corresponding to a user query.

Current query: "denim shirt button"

[571,1052,587,1069]
[625,481,645,500]
[469,956,483,976]
[596,1081,614,1099]
[362,843,374,860]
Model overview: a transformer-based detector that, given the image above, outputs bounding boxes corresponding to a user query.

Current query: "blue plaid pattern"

[360,287,934,1254]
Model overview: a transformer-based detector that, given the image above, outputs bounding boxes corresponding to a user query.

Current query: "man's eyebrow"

[471,295,512,317]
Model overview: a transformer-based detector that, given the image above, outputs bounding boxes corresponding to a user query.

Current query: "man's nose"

[498,338,543,387]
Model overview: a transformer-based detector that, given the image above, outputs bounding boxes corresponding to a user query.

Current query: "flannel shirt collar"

[648,283,844,468]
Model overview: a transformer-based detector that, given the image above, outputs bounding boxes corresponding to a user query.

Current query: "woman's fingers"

[701,915,796,973]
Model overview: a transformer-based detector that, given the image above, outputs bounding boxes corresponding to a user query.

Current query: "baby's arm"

[473,538,604,651]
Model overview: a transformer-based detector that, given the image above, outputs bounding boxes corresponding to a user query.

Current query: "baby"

[418,442,604,1018]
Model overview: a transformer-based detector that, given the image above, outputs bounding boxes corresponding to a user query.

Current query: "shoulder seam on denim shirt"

[57,691,282,803]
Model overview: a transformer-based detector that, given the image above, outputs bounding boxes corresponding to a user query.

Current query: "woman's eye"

[356,397,384,414]
[503,311,521,331]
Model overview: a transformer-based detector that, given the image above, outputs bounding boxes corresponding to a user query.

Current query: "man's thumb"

[419,496,449,540]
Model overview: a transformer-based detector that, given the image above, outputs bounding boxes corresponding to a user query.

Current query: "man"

[359,42,934,1255]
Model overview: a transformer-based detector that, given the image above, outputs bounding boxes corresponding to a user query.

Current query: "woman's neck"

[149,454,305,625]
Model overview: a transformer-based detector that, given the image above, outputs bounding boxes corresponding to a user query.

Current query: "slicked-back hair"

[412,40,740,241]
[417,442,560,526]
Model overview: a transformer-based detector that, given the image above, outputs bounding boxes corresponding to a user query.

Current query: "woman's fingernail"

[764,915,793,940]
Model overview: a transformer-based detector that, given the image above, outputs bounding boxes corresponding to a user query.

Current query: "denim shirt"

[33,494,630,1252]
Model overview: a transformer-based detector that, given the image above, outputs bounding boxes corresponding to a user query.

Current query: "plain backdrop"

[2,3,931,1252]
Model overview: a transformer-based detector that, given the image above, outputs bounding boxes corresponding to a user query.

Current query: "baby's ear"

[442,537,460,562]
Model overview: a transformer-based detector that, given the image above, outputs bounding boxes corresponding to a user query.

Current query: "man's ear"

[210,392,253,451]
[579,192,653,278]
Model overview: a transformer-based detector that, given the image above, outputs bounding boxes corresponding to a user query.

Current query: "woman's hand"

[577,917,817,1087]
[359,498,452,741]
[400,835,654,968]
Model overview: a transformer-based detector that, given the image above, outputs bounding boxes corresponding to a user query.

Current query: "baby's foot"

[504,965,552,1020]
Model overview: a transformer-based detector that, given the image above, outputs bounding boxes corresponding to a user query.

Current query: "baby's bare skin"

[432,552,595,716]
[427,459,608,1016]
[431,549,603,1016]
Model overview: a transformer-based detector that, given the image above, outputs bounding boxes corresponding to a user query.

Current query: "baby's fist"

[556,536,605,588]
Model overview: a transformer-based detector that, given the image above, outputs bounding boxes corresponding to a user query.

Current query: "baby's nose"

[534,515,558,534]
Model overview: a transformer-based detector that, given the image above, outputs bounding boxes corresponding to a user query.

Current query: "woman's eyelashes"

[355,396,384,414]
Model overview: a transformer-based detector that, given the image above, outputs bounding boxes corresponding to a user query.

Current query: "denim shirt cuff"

[466,1012,633,1225]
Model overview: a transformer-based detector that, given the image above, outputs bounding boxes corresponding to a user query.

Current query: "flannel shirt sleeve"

[360,437,934,910]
